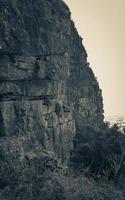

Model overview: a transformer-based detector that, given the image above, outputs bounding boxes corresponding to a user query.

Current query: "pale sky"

[64,0,125,118]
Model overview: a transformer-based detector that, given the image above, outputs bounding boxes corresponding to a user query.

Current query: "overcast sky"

[64,0,125,118]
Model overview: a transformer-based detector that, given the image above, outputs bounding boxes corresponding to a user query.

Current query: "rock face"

[0,0,104,199]
[0,0,103,161]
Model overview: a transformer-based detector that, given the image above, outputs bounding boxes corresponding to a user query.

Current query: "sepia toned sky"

[64,0,125,118]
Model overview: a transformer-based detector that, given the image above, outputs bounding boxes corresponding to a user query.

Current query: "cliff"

[0,0,104,199]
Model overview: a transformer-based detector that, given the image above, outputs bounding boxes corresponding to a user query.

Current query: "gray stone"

[0,0,104,199]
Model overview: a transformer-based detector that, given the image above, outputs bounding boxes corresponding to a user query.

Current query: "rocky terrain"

[0,0,124,200]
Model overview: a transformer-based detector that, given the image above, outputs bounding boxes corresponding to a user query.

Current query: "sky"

[64,0,125,118]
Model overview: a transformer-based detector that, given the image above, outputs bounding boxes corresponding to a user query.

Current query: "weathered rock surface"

[0,0,104,199]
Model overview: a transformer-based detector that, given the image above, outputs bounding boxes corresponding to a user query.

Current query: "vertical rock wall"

[0,0,104,162]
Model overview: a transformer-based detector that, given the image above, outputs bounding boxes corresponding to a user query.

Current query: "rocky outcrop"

[0,0,103,161]
[0,0,104,199]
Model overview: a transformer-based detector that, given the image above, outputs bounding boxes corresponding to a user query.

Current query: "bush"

[70,125,125,183]
[56,170,125,200]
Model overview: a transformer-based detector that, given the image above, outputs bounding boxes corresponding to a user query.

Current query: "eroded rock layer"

[0,0,103,166]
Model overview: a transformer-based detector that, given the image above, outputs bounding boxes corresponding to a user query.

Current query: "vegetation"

[70,123,125,185]
[56,170,125,200]
[52,122,125,200]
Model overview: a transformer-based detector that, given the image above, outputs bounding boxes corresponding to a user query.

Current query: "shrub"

[70,125,125,183]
